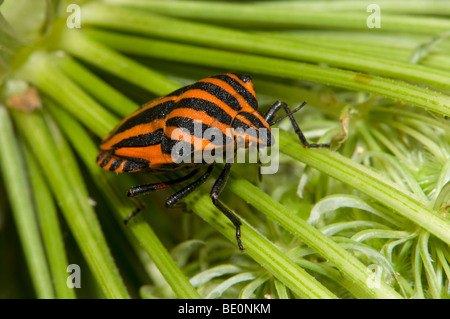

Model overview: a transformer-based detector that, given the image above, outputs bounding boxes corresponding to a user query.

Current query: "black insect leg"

[128,169,201,197]
[257,143,262,183]
[125,197,146,225]
[264,100,288,124]
[165,164,215,207]
[265,101,329,149]
[210,163,244,251]
[124,169,201,224]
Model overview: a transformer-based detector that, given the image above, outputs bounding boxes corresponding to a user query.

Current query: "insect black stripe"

[189,81,242,111]
[100,156,111,168]
[109,159,122,171]
[123,160,148,172]
[230,118,252,131]
[211,75,258,110]
[165,116,232,148]
[236,111,266,129]
[112,129,164,148]
[111,101,174,136]
[109,153,151,165]
[174,98,233,125]
[96,151,106,162]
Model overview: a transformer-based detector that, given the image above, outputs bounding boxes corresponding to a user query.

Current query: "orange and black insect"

[97,74,328,250]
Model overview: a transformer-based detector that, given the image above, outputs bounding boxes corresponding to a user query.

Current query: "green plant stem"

[46,102,201,299]
[368,106,450,134]
[226,173,403,299]
[187,194,338,299]
[262,31,450,73]
[58,28,180,96]
[11,109,130,299]
[54,53,139,117]
[23,147,76,299]
[14,49,198,297]
[419,232,440,299]
[413,242,425,298]
[42,110,115,248]
[85,29,450,117]
[436,242,450,284]
[82,3,450,91]
[0,105,54,299]
[102,0,450,34]
[279,131,450,246]
[14,50,119,137]
[230,0,450,15]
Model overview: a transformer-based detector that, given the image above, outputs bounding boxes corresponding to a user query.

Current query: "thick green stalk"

[0,105,54,299]
[42,111,116,250]
[86,30,450,117]
[279,131,450,246]
[54,53,139,117]
[23,147,76,299]
[102,0,450,34]
[229,1,450,15]
[418,232,440,299]
[46,102,201,299]
[82,3,450,91]
[226,174,403,299]
[12,109,130,299]
[187,195,338,299]
[261,31,450,73]
[14,50,119,137]
[58,29,180,96]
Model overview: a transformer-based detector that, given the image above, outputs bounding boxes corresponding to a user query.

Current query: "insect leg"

[266,101,307,126]
[264,100,286,124]
[210,163,244,251]
[265,101,329,149]
[165,164,215,207]
[124,197,146,225]
[124,169,201,224]
[128,169,201,197]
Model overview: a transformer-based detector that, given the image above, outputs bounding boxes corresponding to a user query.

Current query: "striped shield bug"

[97,74,329,251]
